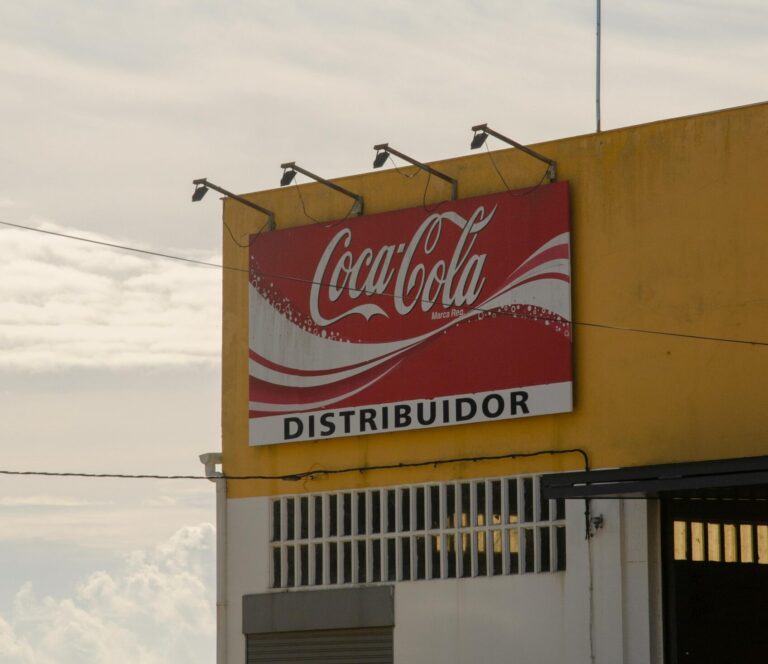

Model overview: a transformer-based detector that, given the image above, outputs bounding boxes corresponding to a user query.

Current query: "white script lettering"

[309,206,495,326]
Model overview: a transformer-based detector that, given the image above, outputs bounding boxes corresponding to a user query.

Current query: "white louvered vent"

[270,475,566,588]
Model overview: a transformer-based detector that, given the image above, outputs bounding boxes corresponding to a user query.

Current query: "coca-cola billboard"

[248,183,572,446]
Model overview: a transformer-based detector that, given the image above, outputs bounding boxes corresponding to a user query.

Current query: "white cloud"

[142,495,179,507]
[0,524,215,664]
[0,487,215,553]
[0,619,34,662]
[0,1,765,658]
[1,1,765,253]
[0,496,99,508]
[0,222,221,370]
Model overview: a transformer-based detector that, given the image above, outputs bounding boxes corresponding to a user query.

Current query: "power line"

[0,219,240,272]
[575,320,767,347]
[3,218,767,348]
[248,251,572,340]
[0,448,589,482]
[249,267,768,349]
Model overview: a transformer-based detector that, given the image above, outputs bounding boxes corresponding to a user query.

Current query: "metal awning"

[540,454,768,499]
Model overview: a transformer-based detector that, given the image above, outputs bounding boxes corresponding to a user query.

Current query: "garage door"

[246,626,393,664]
[663,496,768,663]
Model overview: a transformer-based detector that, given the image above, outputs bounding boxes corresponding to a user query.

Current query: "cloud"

[0,496,99,508]
[142,495,179,507]
[0,222,221,370]
[1,1,764,256]
[0,524,215,664]
[0,484,215,553]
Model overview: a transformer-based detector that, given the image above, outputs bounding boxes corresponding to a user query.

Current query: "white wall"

[394,573,568,663]
[226,496,269,664]
[223,493,662,664]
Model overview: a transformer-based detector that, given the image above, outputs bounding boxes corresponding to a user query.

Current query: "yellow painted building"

[207,102,768,664]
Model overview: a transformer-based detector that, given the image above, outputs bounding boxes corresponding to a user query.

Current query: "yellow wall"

[222,102,768,498]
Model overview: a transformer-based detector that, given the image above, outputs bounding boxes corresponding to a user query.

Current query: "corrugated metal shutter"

[246,626,393,664]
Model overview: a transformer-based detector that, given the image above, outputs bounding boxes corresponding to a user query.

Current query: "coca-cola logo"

[309,206,495,327]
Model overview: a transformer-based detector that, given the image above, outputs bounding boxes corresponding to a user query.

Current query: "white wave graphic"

[508,232,570,277]
[249,363,401,413]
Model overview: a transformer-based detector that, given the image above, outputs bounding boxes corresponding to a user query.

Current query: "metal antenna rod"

[596,0,602,133]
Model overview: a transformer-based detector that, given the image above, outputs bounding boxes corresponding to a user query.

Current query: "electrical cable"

[0,447,589,482]
[222,219,250,248]
[293,182,359,229]
[223,214,272,248]
[0,219,229,271]
[586,510,597,664]
[248,261,768,347]
[387,154,420,179]
[294,182,323,224]
[420,171,455,214]
[385,153,448,212]
[422,171,437,211]
[3,218,768,348]
[484,143,551,196]
[419,171,439,213]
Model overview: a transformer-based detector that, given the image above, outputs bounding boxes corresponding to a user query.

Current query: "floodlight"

[373,150,389,169]
[192,184,209,202]
[470,130,488,150]
[191,178,276,231]
[280,168,297,187]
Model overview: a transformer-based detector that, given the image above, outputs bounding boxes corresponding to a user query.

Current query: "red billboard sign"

[249,183,572,445]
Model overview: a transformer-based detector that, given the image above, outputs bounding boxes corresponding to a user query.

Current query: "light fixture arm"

[280,163,363,216]
[193,178,276,230]
[471,124,557,181]
[374,144,458,200]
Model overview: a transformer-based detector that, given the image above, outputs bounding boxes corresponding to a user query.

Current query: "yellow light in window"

[740,524,754,563]
[758,526,768,564]
[477,531,486,553]
[673,521,687,560]
[724,524,737,562]
[691,522,704,561]
[492,530,503,554]
[509,529,520,554]
[707,523,721,562]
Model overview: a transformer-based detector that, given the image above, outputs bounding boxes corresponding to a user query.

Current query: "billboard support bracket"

[372,143,458,200]
[192,178,276,231]
[470,124,557,182]
[280,162,364,216]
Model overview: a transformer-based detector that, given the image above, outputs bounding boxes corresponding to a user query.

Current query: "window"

[673,519,768,565]
[270,475,566,589]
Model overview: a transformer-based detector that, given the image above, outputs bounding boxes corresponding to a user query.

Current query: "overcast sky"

[1,1,766,661]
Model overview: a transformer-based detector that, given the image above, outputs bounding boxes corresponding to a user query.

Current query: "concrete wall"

[225,494,663,664]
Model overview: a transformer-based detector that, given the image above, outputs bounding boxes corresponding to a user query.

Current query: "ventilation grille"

[270,475,566,588]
